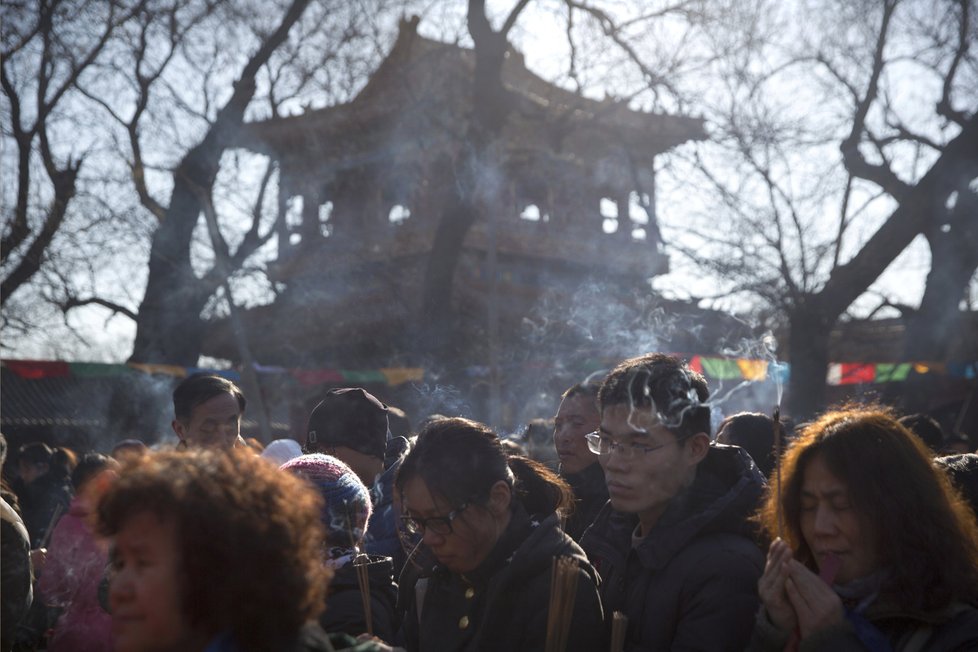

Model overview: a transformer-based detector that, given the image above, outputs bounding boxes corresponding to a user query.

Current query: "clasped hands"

[758,539,845,639]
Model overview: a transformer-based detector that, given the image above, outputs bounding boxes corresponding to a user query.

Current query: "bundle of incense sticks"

[773,406,784,539]
[353,553,373,636]
[545,556,580,652]
[610,611,628,652]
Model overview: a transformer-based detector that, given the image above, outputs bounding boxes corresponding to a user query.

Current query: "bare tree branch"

[56,295,138,321]
[937,0,970,126]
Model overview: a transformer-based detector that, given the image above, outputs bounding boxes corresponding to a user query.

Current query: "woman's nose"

[109,567,133,609]
[813,505,837,535]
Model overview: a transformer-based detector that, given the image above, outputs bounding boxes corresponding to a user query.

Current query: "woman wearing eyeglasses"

[392,417,605,652]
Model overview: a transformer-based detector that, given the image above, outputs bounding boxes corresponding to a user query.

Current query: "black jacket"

[320,554,398,642]
[562,461,609,542]
[399,506,605,652]
[581,444,765,652]
[365,436,410,575]
[1,497,32,652]
[16,473,72,548]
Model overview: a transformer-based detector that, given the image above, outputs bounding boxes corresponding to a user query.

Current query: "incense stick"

[610,611,628,652]
[39,502,65,549]
[354,553,373,636]
[545,556,580,652]
[773,406,783,539]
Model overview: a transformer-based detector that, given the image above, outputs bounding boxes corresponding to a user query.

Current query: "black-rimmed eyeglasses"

[401,502,469,536]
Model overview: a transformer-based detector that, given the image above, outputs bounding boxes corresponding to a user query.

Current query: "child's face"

[109,511,209,652]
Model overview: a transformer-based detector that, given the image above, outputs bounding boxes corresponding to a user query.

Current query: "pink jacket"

[37,495,113,652]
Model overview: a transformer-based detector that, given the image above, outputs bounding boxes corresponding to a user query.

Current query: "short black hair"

[599,353,710,440]
[717,412,776,477]
[172,373,246,423]
[71,453,116,491]
[18,442,54,465]
[898,413,943,453]
[561,381,600,403]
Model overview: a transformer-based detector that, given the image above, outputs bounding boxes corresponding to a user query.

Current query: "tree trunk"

[903,188,978,360]
[785,300,833,420]
[128,0,311,364]
[129,185,210,364]
[419,195,479,349]
[785,115,978,414]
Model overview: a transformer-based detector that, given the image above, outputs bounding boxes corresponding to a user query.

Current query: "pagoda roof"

[233,17,705,167]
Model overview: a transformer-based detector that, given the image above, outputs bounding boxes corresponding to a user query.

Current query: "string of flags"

[2,357,975,387]
[0,360,424,387]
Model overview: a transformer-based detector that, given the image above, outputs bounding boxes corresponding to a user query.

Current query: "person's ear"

[487,480,512,517]
[686,432,711,464]
[172,419,187,441]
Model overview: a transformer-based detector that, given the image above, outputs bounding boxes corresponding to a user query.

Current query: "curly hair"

[95,448,329,651]
[599,353,710,440]
[756,405,978,611]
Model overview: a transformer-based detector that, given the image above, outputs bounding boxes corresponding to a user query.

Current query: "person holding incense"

[280,454,398,642]
[394,417,605,652]
[96,448,384,652]
[580,353,766,651]
[748,406,978,651]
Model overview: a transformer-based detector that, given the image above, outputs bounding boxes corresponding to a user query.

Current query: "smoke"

[521,280,787,432]
[718,329,787,409]
[410,382,472,421]
[506,279,704,429]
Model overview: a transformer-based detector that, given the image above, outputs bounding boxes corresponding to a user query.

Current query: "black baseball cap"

[305,388,389,459]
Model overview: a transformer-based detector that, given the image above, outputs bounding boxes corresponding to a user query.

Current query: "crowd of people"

[2,352,977,652]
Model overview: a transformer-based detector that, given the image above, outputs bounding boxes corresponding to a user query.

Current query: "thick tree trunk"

[420,196,478,341]
[903,188,978,360]
[129,185,210,364]
[785,301,833,420]
[784,116,978,415]
[128,0,311,364]
[415,3,520,362]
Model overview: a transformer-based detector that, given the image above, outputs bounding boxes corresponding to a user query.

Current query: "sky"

[1,0,971,364]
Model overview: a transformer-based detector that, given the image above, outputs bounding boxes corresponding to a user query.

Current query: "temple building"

[202,17,709,419]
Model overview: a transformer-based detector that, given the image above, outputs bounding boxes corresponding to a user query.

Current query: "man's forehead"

[601,403,667,434]
[191,393,241,416]
[558,394,598,416]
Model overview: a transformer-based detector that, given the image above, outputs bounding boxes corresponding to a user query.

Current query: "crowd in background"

[2,353,977,652]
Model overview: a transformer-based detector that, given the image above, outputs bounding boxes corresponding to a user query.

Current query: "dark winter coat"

[747,593,978,651]
[398,506,605,652]
[1,497,32,652]
[365,436,410,574]
[581,444,765,652]
[562,461,609,542]
[17,472,72,548]
[320,554,398,642]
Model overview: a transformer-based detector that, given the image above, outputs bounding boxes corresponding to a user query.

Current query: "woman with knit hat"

[281,454,398,643]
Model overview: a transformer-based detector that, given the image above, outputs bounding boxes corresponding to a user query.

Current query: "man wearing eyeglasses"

[580,353,765,652]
